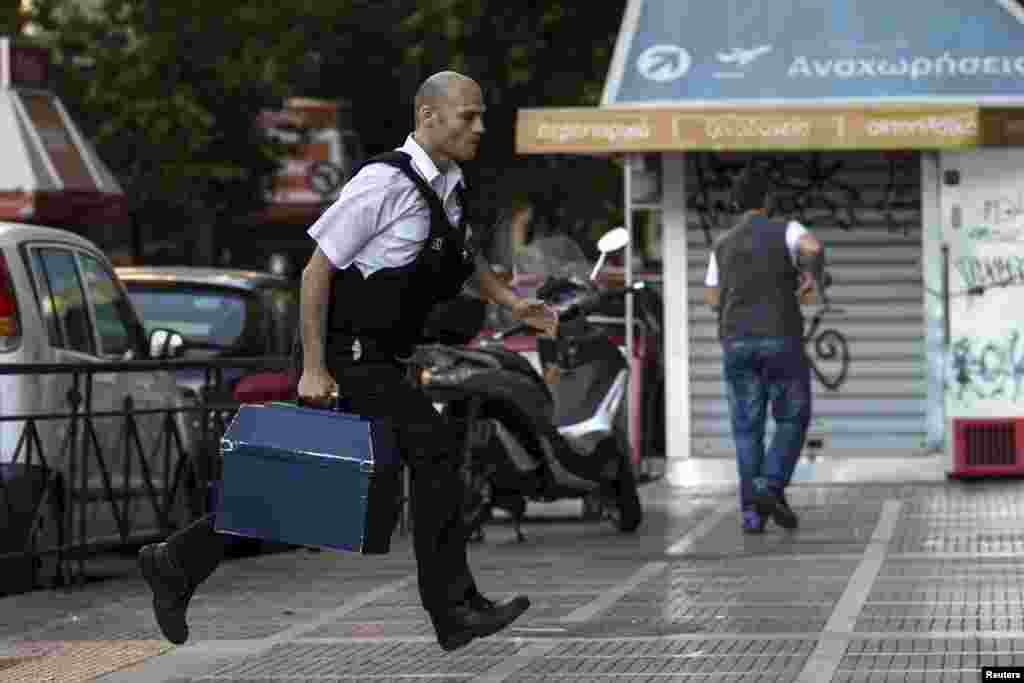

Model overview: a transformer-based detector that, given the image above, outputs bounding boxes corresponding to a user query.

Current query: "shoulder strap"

[355,151,448,228]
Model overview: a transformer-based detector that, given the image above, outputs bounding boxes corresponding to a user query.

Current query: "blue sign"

[606,0,1024,104]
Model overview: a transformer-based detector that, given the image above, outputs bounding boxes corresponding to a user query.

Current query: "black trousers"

[165,360,478,617]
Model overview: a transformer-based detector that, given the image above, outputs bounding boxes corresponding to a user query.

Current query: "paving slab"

[1,479,1024,682]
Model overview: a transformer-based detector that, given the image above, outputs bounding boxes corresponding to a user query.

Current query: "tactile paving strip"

[513,638,813,679]
[832,637,1024,682]
[189,641,520,679]
[860,557,1024,632]
[875,557,1024,580]
[685,504,880,558]
[661,558,860,580]
[0,659,29,673]
[183,679,472,683]
[0,640,171,682]
[570,616,829,637]
[855,614,1024,632]
[900,484,1024,516]
[891,530,1024,554]
[508,677,793,683]
[606,602,836,622]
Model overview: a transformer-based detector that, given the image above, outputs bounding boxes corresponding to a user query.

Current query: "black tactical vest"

[325,151,476,362]
[714,214,804,341]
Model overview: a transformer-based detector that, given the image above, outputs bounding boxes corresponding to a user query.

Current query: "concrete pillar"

[661,152,690,461]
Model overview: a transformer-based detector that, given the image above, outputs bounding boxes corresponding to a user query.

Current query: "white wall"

[939,149,1024,425]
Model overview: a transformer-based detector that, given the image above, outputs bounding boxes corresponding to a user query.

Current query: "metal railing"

[0,358,411,591]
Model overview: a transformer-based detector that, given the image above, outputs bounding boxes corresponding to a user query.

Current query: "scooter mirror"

[590,227,630,281]
[597,227,629,254]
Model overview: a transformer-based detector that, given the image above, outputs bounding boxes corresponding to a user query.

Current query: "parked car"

[115,267,299,402]
[116,266,300,556]
[0,222,194,590]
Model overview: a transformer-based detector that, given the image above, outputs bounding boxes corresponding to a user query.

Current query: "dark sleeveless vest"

[714,214,804,341]
[325,151,476,362]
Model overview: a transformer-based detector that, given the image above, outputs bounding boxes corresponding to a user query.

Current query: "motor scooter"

[408,228,644,542]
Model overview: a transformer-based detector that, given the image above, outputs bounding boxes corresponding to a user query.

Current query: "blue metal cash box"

[214,403,402,554]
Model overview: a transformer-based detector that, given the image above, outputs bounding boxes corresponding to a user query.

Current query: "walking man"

[139,71,557,652]
[703,165,826,533]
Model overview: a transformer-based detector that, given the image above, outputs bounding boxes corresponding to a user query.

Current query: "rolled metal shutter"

[687,152,926,459]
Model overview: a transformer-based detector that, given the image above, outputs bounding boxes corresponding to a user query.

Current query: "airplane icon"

[716,45,772,66]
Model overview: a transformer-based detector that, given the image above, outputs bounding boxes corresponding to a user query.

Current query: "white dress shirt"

[704,220,808,287]
[308,135,467,278]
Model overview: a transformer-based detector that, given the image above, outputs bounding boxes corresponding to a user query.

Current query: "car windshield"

[126,287,252,351]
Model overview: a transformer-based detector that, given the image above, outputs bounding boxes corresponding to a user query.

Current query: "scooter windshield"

[512,236,592,297]
[486,235,594,330]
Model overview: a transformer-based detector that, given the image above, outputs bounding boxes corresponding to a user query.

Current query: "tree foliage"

[28,0,334,262]
[0,1,25,35]
[291,1,628,254]
[26,0,627,263]
[398,1,627,248]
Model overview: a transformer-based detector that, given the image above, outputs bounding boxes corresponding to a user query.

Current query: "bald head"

[411,71,486,166]
[414,71,474,126]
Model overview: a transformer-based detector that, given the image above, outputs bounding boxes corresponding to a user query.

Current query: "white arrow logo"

[636,44,692,82]
[717,45,772,67]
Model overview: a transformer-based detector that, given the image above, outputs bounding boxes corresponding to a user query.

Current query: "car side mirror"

[149,328,185,359]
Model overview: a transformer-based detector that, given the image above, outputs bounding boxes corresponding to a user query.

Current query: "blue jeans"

[722,336,812,509]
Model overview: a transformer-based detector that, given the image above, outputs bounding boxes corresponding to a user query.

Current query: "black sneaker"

[755,492,799,530]
[138,543,193,645]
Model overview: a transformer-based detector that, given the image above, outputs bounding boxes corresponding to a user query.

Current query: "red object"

[7,44,50,88]
[232,370,297,404]
[0,251,20,338]
[951,418,1024,477]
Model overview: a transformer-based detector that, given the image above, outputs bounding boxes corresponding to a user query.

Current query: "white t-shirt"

[704,220,809,287]
[308,135,468,278]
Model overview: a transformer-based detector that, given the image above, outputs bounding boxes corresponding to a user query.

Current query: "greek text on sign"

[789,54,1024,80]
[515,106,1023,154]
[534,118,653,146]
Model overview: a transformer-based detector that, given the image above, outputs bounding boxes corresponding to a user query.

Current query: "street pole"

[623,154,635,462]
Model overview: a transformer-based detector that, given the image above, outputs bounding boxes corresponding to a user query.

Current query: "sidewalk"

[1,465,1023,682]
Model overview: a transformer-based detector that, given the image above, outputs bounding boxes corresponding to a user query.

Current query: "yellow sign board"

[516,106,1024,154]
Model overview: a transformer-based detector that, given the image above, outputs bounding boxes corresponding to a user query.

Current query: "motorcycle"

[408,228,645,542]
[483,233,666,482]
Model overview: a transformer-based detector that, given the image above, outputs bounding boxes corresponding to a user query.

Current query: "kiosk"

[515,0,1024,481]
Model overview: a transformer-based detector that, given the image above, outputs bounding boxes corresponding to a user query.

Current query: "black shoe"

[433,596,531,652]
[138,543,193,645]
[467,593,531,615]
[754,492,799,530]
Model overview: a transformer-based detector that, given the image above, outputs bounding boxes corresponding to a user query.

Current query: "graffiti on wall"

[687,152,921,245]
[954,255,1024,292]
[945,182,1024,410]
[949,330,1024,404]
